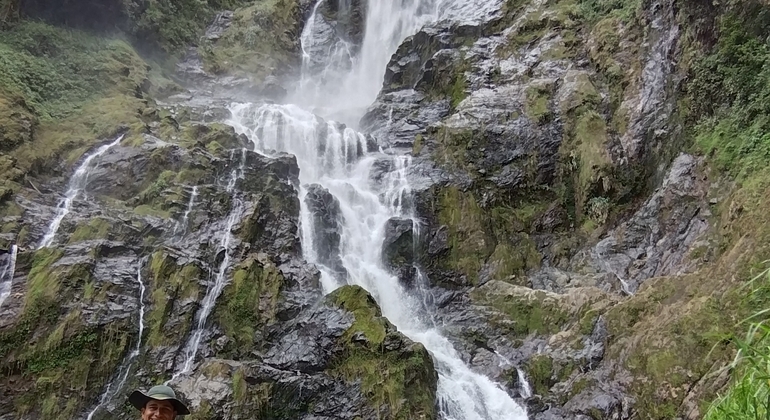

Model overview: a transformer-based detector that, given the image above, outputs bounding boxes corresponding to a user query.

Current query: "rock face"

[0,7,437,415]
[2,0,768,419]
[305,183,347,280]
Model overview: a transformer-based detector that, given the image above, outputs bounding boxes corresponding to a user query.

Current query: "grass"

[0,21,149,189]
[578,0,640,23]
[0,22,147,120]
[705,266,770,419]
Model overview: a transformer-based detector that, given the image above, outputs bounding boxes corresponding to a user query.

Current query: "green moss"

[233,368,247,403]
[578,0,640,23]
[0,250,132,418]
[499,0,582,56]
[438,186,492,283]
[146,251,201,347]
[526,354,556,396]
[326,286,437,418]
[68,218,112,243]
[133,205,171,219]
[128,0,250,54]
[474,287,570,337]
[488,239,542,281]
[329,285,387,345]
[216,256,283,356]
[332,346,436,420]
[525,83,553,123]
[559,72,602,115]
[413,134,424,155]
[24,248,65,313]
[199,0,299,80]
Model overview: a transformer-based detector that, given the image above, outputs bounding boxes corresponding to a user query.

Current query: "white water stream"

[173,185,199,238]
[228,1,528,418]
[0,244,18,309]
[172,150,246,381]
[85,260,147,420]
[39,135,124,249]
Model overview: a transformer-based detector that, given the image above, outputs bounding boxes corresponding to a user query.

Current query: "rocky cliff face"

[0,0,768,419]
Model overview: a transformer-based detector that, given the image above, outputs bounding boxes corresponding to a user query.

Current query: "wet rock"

[588,154,709,293]
[204,11,233,41]
[381,217,415,269]
[304,184,347,280]
[264,304,353,372]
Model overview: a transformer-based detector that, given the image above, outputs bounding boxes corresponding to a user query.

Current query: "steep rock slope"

[1,0,769,419]
[0,1,438,420]
[364,0,770,418]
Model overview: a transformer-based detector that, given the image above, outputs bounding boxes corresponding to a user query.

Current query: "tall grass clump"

[705,266,770,420]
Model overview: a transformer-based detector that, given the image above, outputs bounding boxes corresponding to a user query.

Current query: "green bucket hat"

[129,385,190,415]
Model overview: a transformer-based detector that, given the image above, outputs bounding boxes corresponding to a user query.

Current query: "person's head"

[129,385,190,419]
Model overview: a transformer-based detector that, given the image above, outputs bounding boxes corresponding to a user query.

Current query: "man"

[129,385,190,419]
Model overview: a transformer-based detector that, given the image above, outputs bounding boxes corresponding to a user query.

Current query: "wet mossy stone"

[326,285,438,420]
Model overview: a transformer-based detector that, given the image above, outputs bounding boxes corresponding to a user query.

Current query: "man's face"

[141,400,176,420]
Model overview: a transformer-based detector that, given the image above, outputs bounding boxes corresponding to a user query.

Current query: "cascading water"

[173,185,199,238]
[85,260,147,420]
[296,0,445,123]
[172,151,246,381]
[517,368,533,400]
[229,0,528,418]
[39,135,124,249]
[0,244,18,309]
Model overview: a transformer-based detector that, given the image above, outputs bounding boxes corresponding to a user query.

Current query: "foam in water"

[172,150,246,381]
[39,135,124,249]
[231,0,528,417]
[0,244,18,309]
[85,260,147,420]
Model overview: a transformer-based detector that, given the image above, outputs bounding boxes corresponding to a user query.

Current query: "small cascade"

[84,259,147,420]
[0,244,18,309]
[172,151,246,381]
[495,351,532,400]
[173,185,199,238]
[516,368,533,399]
[39,135,124,249]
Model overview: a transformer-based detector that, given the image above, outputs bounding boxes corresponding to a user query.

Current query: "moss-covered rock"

[471,280,612,338]
[146,250,202,348]
[326,285,438,420]
[215,254,283,357]
[0,248,134,419]
[199,0,302,83]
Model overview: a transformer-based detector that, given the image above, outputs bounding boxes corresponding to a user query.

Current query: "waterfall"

[230,101,527,420]
[0,244,18,309]
[295,0,444,123]
[172,150,246,381]
[39,135,124,249]
[173,185,199,238]
[85,259,147,420]
[229,0,528,418]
